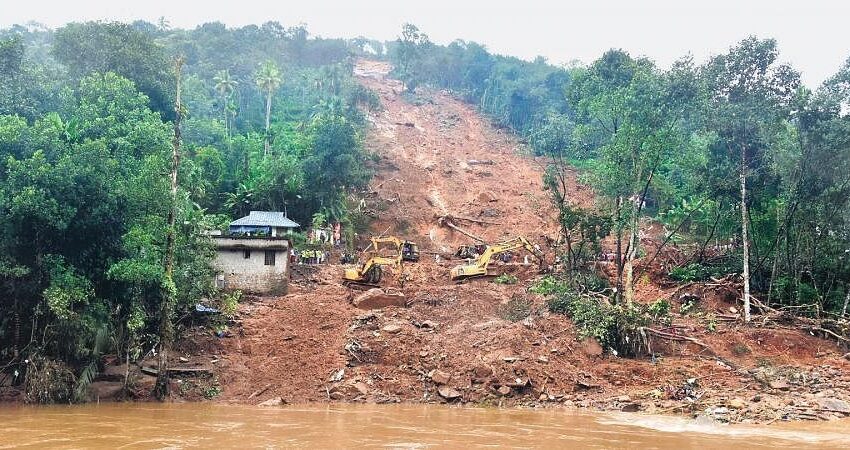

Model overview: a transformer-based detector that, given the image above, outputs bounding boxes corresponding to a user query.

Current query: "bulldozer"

[449,236,543,281]
[342,236,419,288]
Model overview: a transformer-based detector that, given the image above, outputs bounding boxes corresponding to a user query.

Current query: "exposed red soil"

[180,61,850,423]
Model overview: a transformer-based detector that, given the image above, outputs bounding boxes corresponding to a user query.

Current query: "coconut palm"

[212,69,238,137]
[255,60,282,155]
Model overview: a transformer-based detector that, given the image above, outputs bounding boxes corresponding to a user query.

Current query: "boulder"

[477,191,497,203]
[258,396,286,407]
[580,338,603,357]
[621,403,641,413]
[729,397,747,409]
[352,382,370,396]
[768,380,790,391]
[430,370,451,385]
[472,365,493,379]
[382,324,403,334]
[353,289,407,310]
[438,386,462,400]
[506,377,530,388]
[817,398,850,413]
[497,385,511,396]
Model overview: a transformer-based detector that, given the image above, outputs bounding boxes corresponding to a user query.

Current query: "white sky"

[1,0,848,87]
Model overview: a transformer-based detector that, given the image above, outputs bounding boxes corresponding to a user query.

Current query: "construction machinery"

[449,236,543,281]
[342,236,419,288]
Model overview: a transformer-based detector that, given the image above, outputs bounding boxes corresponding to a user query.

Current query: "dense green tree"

[52,22,174,119]
[701,37,800,321]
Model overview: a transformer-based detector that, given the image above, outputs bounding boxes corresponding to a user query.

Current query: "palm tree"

[255,60,282,155]
[213,69,238,137]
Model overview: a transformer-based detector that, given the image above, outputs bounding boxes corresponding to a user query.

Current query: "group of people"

[291,248,331,264]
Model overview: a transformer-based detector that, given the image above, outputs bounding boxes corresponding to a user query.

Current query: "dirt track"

[202,61,850,423]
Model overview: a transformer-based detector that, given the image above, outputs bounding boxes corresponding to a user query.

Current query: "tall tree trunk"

[842,285,849,318]
[155,56,184,400]
[740,145,752,323]
[624,218,638,303]
[222,93,228,139]
[614,196,624,304]
[264,89,272,155]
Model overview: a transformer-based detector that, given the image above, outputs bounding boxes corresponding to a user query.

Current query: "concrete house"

[212,211,300,295]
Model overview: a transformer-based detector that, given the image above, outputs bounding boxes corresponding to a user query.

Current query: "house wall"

[212,238,290,295]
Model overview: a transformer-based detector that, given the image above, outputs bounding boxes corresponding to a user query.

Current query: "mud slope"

[355,60,588,251]
[202,62,850,424]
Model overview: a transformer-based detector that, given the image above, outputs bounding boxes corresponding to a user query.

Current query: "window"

[264,250,276,266]
[243,250,251,259]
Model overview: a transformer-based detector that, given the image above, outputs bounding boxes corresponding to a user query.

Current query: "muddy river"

[0,404,847,448]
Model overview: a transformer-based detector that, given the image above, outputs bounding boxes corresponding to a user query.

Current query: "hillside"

[168,62,850,423]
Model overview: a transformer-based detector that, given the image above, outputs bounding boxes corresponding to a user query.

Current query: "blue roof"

[230,211,300,228]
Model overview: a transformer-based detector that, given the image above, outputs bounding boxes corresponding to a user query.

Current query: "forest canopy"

[0,20,380,401]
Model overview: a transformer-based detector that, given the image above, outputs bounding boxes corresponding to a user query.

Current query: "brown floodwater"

[0,403,847,449]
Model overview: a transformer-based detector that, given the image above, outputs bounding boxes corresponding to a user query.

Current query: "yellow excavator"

[343,237,419,287]
[449,236,543,281]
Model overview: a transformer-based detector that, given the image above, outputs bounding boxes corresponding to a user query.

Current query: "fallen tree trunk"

[644,327,715,354]
[438,216,485,243]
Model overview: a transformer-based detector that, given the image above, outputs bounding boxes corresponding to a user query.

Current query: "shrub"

[497,296,533,322]
[24,357,76,404]
[541,276,654,356]
[732,343,751,356]
[219,290,242,318]
[669,263,709,282]
[648,299,671,320]
[494,274,518,285]
[530,275,571,296]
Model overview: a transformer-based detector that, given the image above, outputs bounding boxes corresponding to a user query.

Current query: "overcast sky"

[2,0,848,87]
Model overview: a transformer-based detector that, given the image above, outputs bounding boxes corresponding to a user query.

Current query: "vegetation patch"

[494,274,518,285]
[496,295,533,322]
[538,277,660,356]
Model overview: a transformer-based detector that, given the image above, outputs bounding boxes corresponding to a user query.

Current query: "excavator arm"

[450,236,543,280]
[343,235,419,287]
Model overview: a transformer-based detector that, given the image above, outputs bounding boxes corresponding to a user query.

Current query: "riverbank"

[186,263,850,425]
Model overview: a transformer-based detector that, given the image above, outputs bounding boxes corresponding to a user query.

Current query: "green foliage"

[203,384,222,399]
[531,275,576,296]
[539,275,652,356]
[669,263,710,282]
[42,255,95,321]
[0,21,377,395]
[219,290,242,318]
[647,299,671,320]
[494,274,518,285]
[53,22,174,118]
[680,297,699,315]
